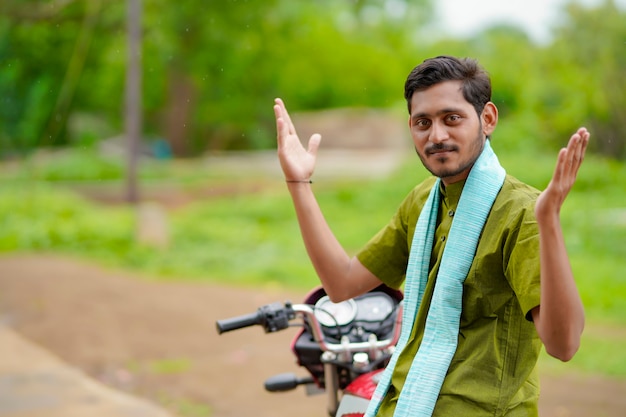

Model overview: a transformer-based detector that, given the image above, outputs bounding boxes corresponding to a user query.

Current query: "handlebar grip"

[216,311,264,334]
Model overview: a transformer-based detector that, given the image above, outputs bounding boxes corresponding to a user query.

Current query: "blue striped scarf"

[365,140,505,417]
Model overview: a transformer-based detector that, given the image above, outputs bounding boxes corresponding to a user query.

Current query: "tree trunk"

[163,71,196,157]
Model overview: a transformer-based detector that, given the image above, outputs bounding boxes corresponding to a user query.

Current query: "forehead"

[409,80,472,116]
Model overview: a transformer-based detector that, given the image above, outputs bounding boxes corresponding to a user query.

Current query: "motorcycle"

[216,284,403,417]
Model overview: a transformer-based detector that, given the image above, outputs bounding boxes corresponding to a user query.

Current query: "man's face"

[408,80,496,186]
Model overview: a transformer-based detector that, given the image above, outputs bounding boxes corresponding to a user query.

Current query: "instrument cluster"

[313,291,398,340]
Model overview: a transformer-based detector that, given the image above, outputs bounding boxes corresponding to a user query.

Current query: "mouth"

[426,146,457,157]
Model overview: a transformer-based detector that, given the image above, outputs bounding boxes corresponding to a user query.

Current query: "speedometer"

[314,296,358,327]
[355,293,394,321]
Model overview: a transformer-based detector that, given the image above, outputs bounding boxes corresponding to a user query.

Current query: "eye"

[413,119,431,129]
[445,114,462,124]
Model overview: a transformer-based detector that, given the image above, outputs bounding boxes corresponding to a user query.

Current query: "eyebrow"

[411,107,465,121]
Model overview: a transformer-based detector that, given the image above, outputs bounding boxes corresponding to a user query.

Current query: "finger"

[275,110,293,149]
[307,133,322,157]
[563,141,581,185]
[273,104,283,131]
[572,134,585,169]
[275,116,289,148]
[560,128,590,190]
[274,99,296,148]
[274,101,287,135]
[274,97,296,135]
[552,147,567,185]
[574,127,589,153]
[273,99,288,132]
[577,127,589,141]
[579,128,590,159]
[566,130,588,179]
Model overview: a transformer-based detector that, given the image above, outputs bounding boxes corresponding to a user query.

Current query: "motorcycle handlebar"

[217,300,403,356]
[216,311,264,334]
[216,302,295,334]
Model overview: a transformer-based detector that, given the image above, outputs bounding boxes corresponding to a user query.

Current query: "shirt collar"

[439,180,465,207]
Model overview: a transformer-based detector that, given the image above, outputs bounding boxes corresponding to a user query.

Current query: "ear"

[481,102,498,137]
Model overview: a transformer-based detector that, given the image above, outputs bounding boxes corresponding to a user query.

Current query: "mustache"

[425,143,458,155]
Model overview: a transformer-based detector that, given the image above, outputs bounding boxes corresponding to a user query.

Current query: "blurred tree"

[540,0,626,159]
[0,0,97,155]
[143,0,285,155]
[0,0,432,157]
[143,0,432,155]
[125,0,141,203]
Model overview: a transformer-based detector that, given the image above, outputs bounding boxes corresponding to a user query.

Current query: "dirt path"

[1,254,625,417]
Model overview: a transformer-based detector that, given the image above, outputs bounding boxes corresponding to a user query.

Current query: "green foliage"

[147,358,192,375]
[0,0,425,156]
[166,190,315,286]
[540,322,626,378]
[2,147,171,181]
[157,395,212,417]
[1,149,624,320]
[0,147,625,378]
[2,0,624,157]
[0,183,133,253]
[21,151,124,182]
[542,0,626,158]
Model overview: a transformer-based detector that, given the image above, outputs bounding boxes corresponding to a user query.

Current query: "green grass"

[157,394,212,417]
[1,147,625,377]
[147,358,192,375]
[540,321,626,378]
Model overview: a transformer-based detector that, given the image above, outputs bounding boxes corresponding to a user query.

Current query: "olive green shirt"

[357,175,542,416]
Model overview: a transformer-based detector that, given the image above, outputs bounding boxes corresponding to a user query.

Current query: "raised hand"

[532,127,589,360]
[535,127,590,219]
[274,98,321,182]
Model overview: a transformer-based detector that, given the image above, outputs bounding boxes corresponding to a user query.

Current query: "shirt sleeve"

[356,178,436,290]
[356,209,410,289]
[503,196,542,321]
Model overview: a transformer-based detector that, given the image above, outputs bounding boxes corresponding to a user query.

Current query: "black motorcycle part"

[264,373,315,392]
[216,302,294,334]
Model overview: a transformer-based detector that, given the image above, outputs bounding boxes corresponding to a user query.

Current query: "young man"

[273,55,587,416]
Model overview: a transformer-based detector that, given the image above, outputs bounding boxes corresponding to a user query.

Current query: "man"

[273,55,587,416]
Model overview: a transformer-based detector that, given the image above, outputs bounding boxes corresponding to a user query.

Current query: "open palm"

[535,128,589,219]
[274,98,321,182]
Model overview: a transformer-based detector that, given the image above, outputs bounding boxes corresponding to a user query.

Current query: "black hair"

[404,55,492,116]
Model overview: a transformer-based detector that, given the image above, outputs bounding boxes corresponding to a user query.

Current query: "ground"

[1,255,626,417]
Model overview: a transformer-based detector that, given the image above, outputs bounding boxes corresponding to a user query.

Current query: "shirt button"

[440,235,446,242]
[448,210,455,217]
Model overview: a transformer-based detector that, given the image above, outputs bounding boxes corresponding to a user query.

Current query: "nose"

[429,121,449,144]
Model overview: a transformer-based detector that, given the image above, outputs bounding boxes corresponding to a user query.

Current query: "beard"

[416,124,485,181]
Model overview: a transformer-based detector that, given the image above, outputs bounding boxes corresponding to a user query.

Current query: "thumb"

[307,133,322,156]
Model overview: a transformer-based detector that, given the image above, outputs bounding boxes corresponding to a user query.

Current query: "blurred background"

[0,0,625,416]
[2,0,626,158]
